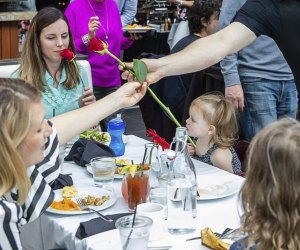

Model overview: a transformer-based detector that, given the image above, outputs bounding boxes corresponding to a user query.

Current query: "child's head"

[241,118,300,248]
[186,93,238,147]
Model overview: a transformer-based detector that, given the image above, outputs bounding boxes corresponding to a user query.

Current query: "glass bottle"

[167,127,197,234]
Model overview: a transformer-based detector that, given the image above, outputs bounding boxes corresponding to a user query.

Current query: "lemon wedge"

[129,164,138,177]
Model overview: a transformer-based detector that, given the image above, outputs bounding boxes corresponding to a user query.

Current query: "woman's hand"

[128,32,143,40]
[88,16,100,39]
[187,143,195,155]
[114,81,147,108]
[79,87,96,107]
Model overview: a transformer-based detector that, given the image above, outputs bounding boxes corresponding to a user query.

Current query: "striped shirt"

[0,121,60,249]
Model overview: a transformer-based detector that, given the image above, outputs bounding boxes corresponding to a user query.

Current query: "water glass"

[91,157,115,189]
[115,215,153,250]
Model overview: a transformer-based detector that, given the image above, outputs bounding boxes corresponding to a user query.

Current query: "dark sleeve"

[233,0,281,40]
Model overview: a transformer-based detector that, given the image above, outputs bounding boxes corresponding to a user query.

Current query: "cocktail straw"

[123,202,138,249]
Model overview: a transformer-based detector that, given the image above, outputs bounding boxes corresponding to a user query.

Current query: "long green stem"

[146,87,196,147]
[99,49,196,148]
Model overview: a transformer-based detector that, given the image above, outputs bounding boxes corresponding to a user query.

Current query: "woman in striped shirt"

[0,78,146,249]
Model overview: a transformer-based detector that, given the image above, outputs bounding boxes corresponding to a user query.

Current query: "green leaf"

[133,59,147,84]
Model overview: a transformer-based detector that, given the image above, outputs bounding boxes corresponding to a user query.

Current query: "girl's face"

[186,106,210,138]
[39,19,70,65]
[18,102,53,167]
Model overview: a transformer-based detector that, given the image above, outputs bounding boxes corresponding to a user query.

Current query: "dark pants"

[93,86,123,131]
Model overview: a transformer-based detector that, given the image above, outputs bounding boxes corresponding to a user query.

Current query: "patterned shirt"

[193,144,241,174]
[0,121,60,249]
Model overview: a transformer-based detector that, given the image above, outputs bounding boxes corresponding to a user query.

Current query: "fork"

[76,198,113,222]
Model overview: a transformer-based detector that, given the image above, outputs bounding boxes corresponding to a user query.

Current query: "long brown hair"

[241,118,300,249]
[0,78,41,204]
[190,93,238,147]
[18,7,79,91]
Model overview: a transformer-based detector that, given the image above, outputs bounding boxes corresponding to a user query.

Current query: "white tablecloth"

[21,135,244,250]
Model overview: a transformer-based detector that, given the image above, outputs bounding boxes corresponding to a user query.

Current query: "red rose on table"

[60,48,75,61]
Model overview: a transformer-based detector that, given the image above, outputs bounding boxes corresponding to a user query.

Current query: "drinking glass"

[115,215,153,250]
[90,157,115,189]
[125,171,150,212]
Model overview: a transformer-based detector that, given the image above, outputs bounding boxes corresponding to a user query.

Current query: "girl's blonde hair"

[18,7,79,91]
[241,118,300,249]
[190,93,238,147]
[0,78,40,204]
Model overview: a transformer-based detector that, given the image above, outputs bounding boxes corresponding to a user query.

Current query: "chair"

[0,59,93,89]
[234,139,250,177]
[181,64,225,124]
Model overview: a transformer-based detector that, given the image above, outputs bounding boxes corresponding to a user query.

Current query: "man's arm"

[144,22,257,84]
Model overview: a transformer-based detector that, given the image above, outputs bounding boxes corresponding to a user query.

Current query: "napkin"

[64,138,115,167]
[50,174,73,190]
[76,213,132,239]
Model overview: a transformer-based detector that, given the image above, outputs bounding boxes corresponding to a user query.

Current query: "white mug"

[137,203,166,241]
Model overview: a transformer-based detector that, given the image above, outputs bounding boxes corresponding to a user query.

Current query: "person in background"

[65,0,138,129]
[12,7,95,120]
[0,77,146,249]
[115,0,138,27]
[132,0,300,111]
[167,0,194,49]
[230,118,300,249]
[218,0,297,141]
[186,93,241,174]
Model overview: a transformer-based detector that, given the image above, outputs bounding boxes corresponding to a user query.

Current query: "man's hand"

[225,84,244,112]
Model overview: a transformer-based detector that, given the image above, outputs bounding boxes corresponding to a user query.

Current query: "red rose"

[146,129,170,151]
[60,48,75,61]
[88,37,105,52]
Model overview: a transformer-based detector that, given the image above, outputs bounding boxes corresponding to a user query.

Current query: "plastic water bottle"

[167,127,197,234]
[107,114,125,156]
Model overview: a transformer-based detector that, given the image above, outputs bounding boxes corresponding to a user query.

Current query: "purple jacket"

[65,0,133,88]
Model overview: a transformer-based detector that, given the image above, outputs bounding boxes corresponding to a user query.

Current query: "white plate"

[46,187,116,215]
[123,27,154,33]
[197,181,239,200]
[86,164,124,179]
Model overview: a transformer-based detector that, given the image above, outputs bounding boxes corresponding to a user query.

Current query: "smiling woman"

[0,75,146,249]
[11,7,95,119]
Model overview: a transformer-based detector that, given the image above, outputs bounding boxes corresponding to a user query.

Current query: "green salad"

[80,130,110,144]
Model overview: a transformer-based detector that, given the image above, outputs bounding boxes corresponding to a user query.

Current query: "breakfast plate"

[197,181,239,200]
[46,187,116,215]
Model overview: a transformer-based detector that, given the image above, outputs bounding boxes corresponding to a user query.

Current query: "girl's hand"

[187,143,195,155]
[88,16,100,39]
[79,87,96,107]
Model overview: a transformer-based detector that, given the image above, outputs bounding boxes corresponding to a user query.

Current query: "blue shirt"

[11,63,88,119]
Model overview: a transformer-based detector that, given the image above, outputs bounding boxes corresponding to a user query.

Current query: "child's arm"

[187,143,196,155]
[210,148,233,173]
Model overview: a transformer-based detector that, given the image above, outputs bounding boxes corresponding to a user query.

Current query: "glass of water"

[115,215,153,250]
[91,157,115,189]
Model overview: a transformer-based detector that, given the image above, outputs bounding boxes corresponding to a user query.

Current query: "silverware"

[76,198,113,222]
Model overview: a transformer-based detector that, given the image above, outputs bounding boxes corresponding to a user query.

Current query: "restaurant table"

[20,135,244,250]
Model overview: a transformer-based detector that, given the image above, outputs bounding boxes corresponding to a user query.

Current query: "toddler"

[186,93,241,174]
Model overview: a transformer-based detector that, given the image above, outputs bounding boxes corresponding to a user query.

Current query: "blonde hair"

[190,93,238,147]
[241,118,300,249]
[18,7,79,91]
[0,78,40,204]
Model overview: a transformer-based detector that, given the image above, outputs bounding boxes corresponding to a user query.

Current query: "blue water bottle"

[107,114,126,156]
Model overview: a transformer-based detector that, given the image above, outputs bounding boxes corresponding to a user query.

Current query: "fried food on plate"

[201,227,230,250]
[50,198,80,211]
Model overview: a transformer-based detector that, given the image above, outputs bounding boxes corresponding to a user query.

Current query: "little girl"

[186,93,241,174]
